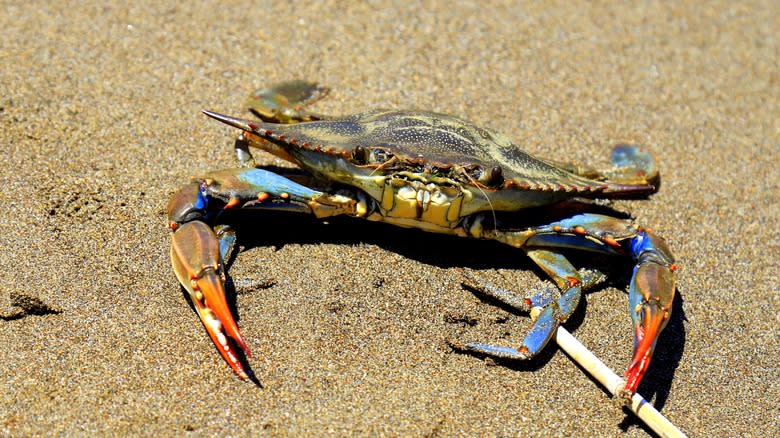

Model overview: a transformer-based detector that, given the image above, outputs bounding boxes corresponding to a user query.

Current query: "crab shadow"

[212,201,686,414]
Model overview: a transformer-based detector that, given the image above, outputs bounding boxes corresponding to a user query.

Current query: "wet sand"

[1,1,777,436]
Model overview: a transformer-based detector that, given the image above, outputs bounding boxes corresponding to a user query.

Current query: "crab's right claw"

[170,221,251,379]
[624,230,677,394]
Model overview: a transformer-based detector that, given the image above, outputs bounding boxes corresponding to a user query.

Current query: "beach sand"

[1,1,777,435]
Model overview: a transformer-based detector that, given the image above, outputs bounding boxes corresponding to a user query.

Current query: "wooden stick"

[555,327,687,438]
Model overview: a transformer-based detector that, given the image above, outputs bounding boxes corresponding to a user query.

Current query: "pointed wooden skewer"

[555,326,687,438]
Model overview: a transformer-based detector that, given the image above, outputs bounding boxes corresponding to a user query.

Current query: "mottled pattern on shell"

[252,110,621,193]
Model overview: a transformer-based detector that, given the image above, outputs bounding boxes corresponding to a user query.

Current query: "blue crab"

[167,81,677,394]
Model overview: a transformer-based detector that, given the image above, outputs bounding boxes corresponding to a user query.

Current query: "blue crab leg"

[461,251,603,359]
[228,81,332,167]
[467,213,676,393]
[461,268,607,313]
[245,80,330,124]
[168,168,359,379]
[213,224,238,264]
[544,144,659,187]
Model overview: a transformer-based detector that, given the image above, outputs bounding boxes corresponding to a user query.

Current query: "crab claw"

[625,231,676,393]
[171,221,251,379]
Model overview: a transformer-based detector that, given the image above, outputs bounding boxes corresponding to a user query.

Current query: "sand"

[1,1,777,436]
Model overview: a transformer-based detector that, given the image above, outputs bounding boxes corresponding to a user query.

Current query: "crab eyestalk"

[170,220,252,379]
[625,230,676,394]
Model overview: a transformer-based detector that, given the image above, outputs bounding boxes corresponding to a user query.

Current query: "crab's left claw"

[171,221,251,379]
[625,230,677,394]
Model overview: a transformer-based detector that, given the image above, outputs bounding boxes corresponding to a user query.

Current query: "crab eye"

[467,165,504,187]
[352,145,369,164]
[482,165,503,186]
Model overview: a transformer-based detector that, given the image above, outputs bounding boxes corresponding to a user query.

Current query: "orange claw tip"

[195,272,252,358]
[201,310,250,380]
[625,302,668,393]
[192,294,252,380]
[624,353,651,393]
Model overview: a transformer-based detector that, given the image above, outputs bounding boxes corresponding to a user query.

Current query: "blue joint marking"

[628,262,644,327]
[236,168,323,200]
[195,184,208,210]
[629,230,651,259]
